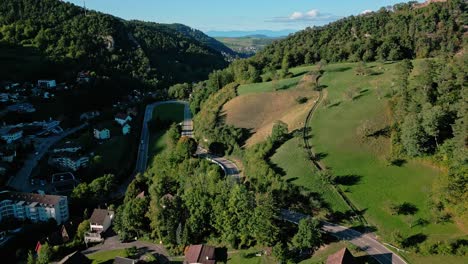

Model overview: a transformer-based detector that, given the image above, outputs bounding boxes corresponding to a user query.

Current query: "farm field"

[305,62,465,263]
[223,76,319,145]
[270,136,349,214]
[148,103,185,161]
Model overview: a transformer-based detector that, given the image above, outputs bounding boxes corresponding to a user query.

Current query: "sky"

[66,0,423,33]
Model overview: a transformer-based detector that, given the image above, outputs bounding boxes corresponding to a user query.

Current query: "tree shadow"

[351,224,377,234]
[327,66,352,73]
[314,84,328,91]
[313,152,328,161]
[402,233,427,248]
[328,101,341,108]
[389,159,406,167]
[367,126,391,138]
[215,247,228,263]
[270,162,287,176]
[397,202,418,215]
[334,175,362,186]
[286,177,299,183]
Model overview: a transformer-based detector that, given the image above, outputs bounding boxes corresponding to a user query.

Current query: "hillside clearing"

[222,86,318,146]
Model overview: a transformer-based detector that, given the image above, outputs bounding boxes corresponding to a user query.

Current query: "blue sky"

[66,0,422,32]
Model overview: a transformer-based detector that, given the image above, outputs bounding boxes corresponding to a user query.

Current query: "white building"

[93,128,110,140]
[122,124,131,135]
[1,128,23,143]
[50,155,89,171]
[115,113,132,126]
[0,191,69,225]
[37,80,56,89]
[85,209,114,243]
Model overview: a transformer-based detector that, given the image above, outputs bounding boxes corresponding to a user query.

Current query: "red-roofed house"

[184,244,216,264]
[326,248,355,264]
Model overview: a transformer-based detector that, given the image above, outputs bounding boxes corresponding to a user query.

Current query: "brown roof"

[0,191,63,207]
[184,245,216,264]
[136,191,145,199]
[115,113,129,120]
[113,256,137,264]
[57,251,91,264]
[89,209,112,226]
[327,248,355,264]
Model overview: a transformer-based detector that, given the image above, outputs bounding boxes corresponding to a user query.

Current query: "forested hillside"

[253,0,466,69]
[0,0,228,90]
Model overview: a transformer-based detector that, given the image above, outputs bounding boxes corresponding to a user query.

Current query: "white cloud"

[268,9,339,23]
[290,11,304,20]
[361,9,373,15]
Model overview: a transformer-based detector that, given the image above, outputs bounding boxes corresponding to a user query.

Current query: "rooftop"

[0,191,64,208]
[89,209,113,226]
[326,248,355,264]
[185,244,216,264]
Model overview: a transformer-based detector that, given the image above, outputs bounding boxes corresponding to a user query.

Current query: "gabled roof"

[57,251,91,264]
[185,244,216,264]
[89,209,112,226]
[113,256,137,264]
[326,248,355,264]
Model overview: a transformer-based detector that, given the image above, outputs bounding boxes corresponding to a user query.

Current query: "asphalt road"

[7,123,87,192]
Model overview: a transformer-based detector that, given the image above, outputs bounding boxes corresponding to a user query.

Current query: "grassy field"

[304,62,464,263]
[238,75,304,95]
[148,103,185,161]
[271,136,349,214]
[222,84,318,145]
[87,249,128,264]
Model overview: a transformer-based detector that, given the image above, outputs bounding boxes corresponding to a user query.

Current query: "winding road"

[133,99,406,264]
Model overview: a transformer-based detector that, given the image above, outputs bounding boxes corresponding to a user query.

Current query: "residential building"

[94,128,110,140]
[0,191,69,224]
[122,123,131,135]
[113,257,138,264]
[0,148,16,162]
[127,107,138,117]
[37,80,57,89]
[327,248,355,264]
[1,128,23,143]
[85,209,114,243]
[184,244,216,264]
[52,142,82,154]
[6,103,36,113]
[50,154,89,171]
[56,251,91,264]
[80,111,100,121]
[115,113,132,126]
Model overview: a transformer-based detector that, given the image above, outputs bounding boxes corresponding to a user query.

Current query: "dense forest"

[0,0,230,90]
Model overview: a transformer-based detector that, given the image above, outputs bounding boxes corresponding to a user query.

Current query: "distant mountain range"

[206,30,297,38]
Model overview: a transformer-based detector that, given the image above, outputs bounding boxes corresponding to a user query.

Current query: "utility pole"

[83,0,87,16]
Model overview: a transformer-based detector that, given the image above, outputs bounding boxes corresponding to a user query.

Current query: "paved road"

[7,123,87,192]
[280,210,406,264]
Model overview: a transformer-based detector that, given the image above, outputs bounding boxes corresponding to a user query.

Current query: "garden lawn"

[307,62,464,263]
[227,249,275,264]
[271,136,349,213]
[87,249,128,264]
[148,103,185,161]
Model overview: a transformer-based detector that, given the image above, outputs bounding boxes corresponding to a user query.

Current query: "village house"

[326,248,356,264]
[184,244,216,264]
[49,154,89,171]
[94,128,111,140]
[1,127,23,143]
[37,80,57,89]
[56,251,91,264]
[84,209,114,243]
[80,111,100,121]
[115,113,132,126]
[113,256,138,264]
[0,148,16,162]
[122,123,131,135]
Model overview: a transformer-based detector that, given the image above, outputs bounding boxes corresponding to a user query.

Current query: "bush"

[295,96,308,104]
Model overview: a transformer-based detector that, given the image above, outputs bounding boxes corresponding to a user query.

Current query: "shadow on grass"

[328,101,341,108]
[215,247,228,263]
[335,175,362,186]
[313,152,328,161]
[402,233,427,248]
[389,159,407,167]
[326,66,352,73]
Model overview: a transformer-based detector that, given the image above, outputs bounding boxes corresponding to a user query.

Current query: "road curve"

[129,100,406,264]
